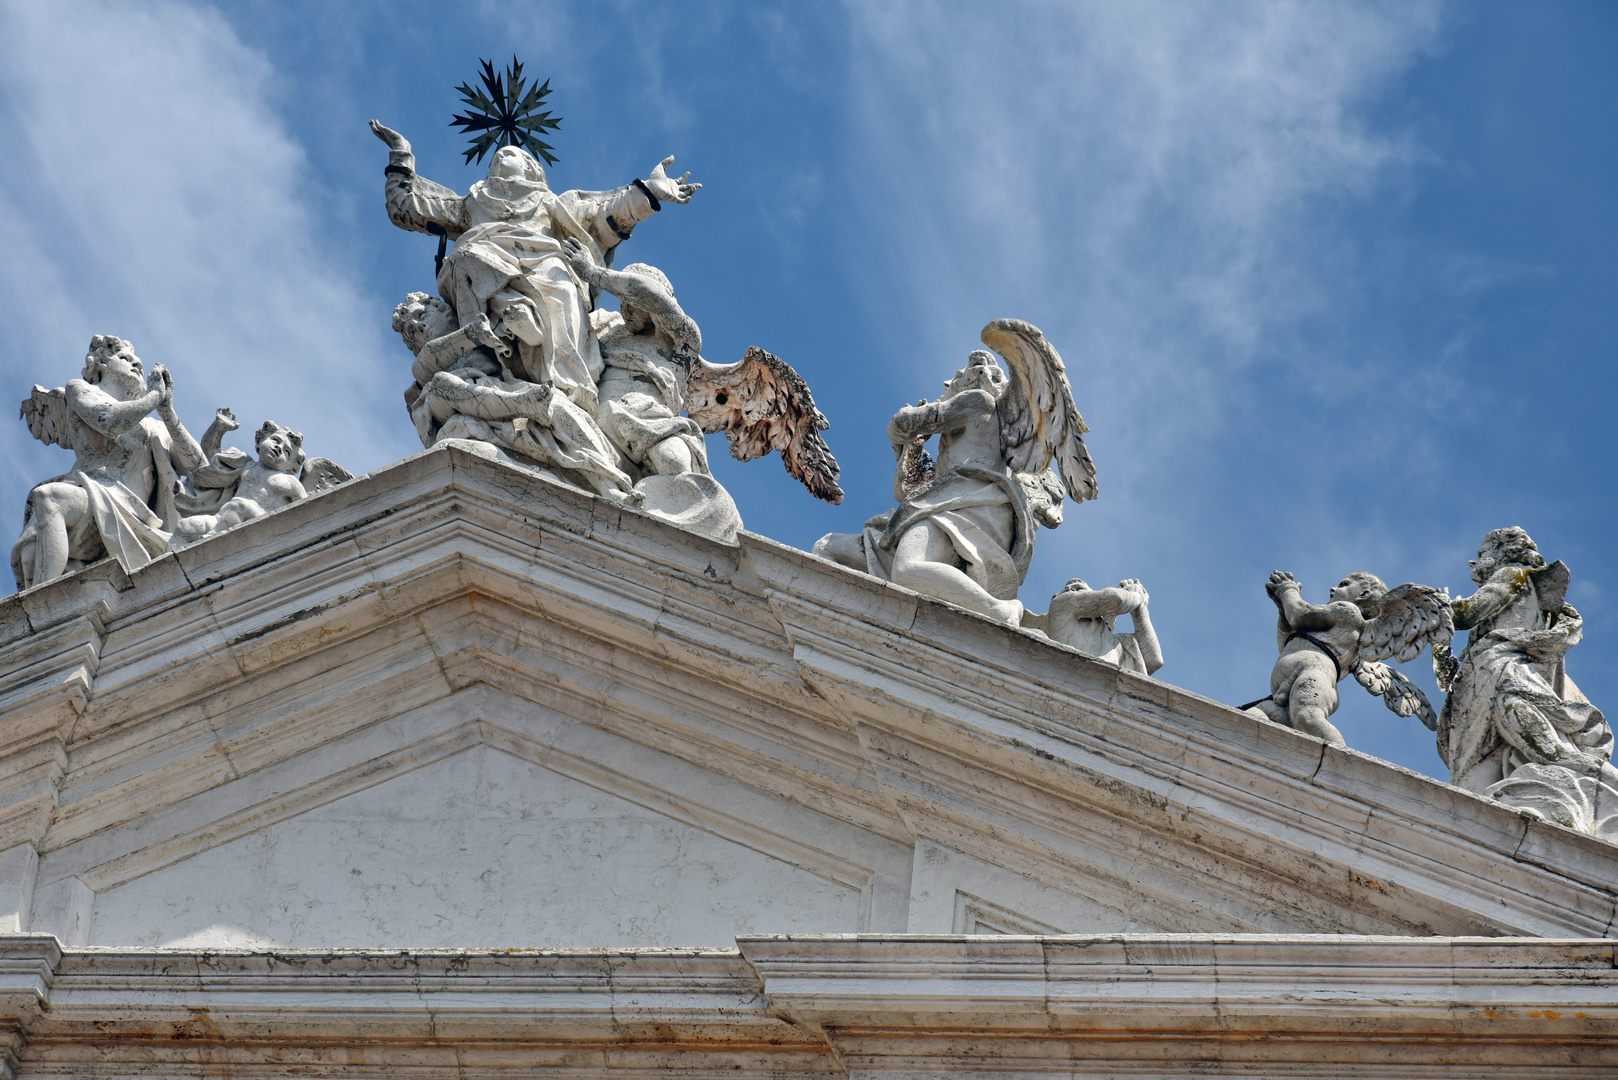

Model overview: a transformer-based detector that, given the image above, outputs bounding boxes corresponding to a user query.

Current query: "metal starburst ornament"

[451,56,562,167]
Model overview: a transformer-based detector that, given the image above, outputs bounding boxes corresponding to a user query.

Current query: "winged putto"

[13,336,351,591]
[1242,570,1455,746]
[814,319,1094,625]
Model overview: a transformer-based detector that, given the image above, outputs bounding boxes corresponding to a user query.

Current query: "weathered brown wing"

[684,345,843,504]
[980,319,1096,503]
[1359,581,1454,663]
[20,385,71,449]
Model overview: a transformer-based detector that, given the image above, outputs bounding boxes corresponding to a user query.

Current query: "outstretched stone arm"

[1268,572,1336,631]
[150,368,205,474]
[66,379,163,440]
[559,160,696,261]
[199,408,239,461]
[1450,566,1531,630]
[1050,585,1139,619]
[413,315,509,385]
[886,391,989,452]
[1131,597,1164,675]
[371,121,469,239]
[562,241,700,354]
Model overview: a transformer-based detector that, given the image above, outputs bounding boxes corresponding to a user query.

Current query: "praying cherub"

[1243,570,1453,746]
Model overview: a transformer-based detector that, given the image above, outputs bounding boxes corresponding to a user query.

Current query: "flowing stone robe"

[383,151,661,410]
[1440,568,1617,837]
[861,466,1036,602]
[11,418,185,589]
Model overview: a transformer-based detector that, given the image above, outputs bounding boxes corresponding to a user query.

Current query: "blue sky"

[1,0,1613,780]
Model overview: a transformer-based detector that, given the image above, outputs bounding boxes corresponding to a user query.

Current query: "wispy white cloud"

[839,1,1462,770]
[844,0,1442,409]
[0,0,412,532]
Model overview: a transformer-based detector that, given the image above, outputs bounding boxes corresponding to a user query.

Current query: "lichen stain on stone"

[1350,874,1388,894]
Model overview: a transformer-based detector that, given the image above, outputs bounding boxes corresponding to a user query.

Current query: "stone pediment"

[1,445,1614,952]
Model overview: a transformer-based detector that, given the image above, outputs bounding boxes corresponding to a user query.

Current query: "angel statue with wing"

[559,240,841,538]
[1431,527,1615,837]
[1242,570,1454,747]
[814,320,1095,625]
[12,335,209,590]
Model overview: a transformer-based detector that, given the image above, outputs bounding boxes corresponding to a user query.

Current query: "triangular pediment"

[3,445,1613,950]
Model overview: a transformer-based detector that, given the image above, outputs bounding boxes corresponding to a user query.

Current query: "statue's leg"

[425,372,551,422]
[645,436,695,477]
[1286,663,1346,746]
[28,483,90,586]
[890,520,1023,626]
[813,532,868,572]
[1246,698,1289,726]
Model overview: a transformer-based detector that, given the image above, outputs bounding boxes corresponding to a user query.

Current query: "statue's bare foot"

[988,597,1024,626]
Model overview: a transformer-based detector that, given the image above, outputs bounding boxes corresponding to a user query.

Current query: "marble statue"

[1243,571,1453,747]
[13,335,207,589]
[375,121,841,541]
[167,419,353,549]
[393,291,633,498]
[12,337,356,589]
[1037,578,1163,676]
[564,242,842,507]
[1433,527,1615,837]
[371,120,698,418]
[814,319,1095,625]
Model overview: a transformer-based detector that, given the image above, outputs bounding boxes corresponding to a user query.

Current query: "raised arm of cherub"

[199,407,239,461]
[1267,571,1341,631]
[886,391,989,452]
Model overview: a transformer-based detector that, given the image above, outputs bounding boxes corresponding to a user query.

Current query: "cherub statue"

[561,240,843,504]
[1036,578,1163,677]
[167,420,350,548]
[1432,527,1614,836]
[370,120,698,411]
[814,320,1095,625]
[12,335,207,590]
[392,291,633,499]
[1242,571,1453,747]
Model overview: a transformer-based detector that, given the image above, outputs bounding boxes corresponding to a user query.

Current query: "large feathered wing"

[980,319,1096,502]
[20,385,71,449]
[683,345,843,504]
[1354,660,1439,731]
[1359,581,1455,664]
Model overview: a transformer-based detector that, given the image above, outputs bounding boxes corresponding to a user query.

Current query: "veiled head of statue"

[487,144,548,188]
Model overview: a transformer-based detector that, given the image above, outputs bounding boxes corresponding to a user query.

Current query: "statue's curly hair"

[1480,526,1544,569]
[392,291,450,336]
[81,334,134,383]
[254,420,307,472]
[1339,571,1389,617]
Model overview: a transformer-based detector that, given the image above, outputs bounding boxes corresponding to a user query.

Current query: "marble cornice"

[0,934,1613,1075]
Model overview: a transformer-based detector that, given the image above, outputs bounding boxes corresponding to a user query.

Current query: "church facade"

[2,445,1614,1076]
